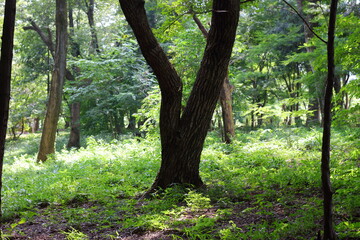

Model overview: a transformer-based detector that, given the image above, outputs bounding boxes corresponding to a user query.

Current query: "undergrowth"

[1,127,359,239]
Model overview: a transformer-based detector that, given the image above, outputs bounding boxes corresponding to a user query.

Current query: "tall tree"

[0,0,16,218]
[119,0,240,190]
[321,0,338,238]
[37,0,68,162]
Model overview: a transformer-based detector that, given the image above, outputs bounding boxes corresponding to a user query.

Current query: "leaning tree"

[37,0,68,162]
[119,0,240,191]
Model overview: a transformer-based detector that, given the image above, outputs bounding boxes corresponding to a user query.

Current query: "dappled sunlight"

[1,128,359,238]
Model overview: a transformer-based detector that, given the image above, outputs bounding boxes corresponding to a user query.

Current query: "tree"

[66,3,81,149]
[37,0,68,162]
[0,0,16,218]
[119,0,240,190]
[321,0,338,238]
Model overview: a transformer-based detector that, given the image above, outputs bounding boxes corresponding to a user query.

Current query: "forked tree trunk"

[119,0,240,190]
[321,0,338,238]
[37,0,68,162]
[0,0,16,218]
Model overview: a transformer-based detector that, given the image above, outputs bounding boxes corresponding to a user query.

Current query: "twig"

[281,0,327,45]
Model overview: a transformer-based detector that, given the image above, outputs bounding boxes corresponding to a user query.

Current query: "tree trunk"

[220,77,235,143]
[32,118,40,133]
[193,13,235,143]
[37,0,68,162]
[119,0,239,190]
[321,0,338,238]
[66,4,81,149]
[67,102,81,149]
[0,0,16,218]
[85,0,100,53]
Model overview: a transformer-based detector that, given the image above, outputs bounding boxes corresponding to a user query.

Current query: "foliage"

[66,42,155,135]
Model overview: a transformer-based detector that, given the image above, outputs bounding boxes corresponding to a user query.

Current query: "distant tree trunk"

[37,0,68,162]
[193,13,235,143]
[0,0,16,218]
[119,0,239,190]
[66,4,81,149]
[220,77,235,143]
[321,0,338,238]
[127,112,136,130]
[85,0,100,53]
[32,118,40,133]
[67,102,81,148]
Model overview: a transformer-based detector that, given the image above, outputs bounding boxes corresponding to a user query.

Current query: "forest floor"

[1,127,359,239]
[1,189,323,240]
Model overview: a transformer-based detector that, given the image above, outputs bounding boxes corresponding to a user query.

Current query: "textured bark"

[321,0,338,238]
[193,13,235,143]
[119,0,239,190]
[0,0,16,218]
[37,0,68,162]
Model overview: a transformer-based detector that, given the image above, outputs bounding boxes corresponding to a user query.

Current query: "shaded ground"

[1,191,324,240]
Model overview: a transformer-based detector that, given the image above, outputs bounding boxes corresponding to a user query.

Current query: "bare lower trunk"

[220,77,235,143]
[67,102,80,149]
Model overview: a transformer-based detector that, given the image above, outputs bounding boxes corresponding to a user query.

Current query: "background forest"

[0,0,359,239]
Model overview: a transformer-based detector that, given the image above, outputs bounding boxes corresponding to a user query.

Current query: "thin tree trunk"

[66,4,81,149]
[119,0,239,191]
[321,0,338,238]
[0,0,16,218]
[37,0,68,162]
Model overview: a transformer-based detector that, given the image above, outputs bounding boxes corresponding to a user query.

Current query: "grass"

[1,127,359,239]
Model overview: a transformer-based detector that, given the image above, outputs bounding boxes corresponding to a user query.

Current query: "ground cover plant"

[0,127,359,239]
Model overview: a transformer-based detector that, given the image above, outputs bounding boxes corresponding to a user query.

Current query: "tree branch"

[192,13,209,38]
[281,0,327,44]
[23,19,55,57]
